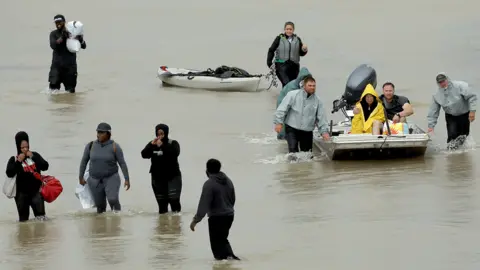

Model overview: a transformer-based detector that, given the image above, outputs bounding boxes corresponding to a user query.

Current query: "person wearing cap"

[78,123,130,213]
[49,14,87,93]
[379,82,414,123]
[427,73,477,148]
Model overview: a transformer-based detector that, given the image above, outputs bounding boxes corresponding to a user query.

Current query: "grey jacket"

[427,74,477,128]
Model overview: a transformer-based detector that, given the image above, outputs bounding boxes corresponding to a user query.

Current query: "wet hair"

[382,82,395,89]
[303,76,316,84]
[206,159,221,174]
[284,21,295,29]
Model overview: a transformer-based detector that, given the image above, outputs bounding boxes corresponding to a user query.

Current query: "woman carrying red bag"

[5,131,50,222]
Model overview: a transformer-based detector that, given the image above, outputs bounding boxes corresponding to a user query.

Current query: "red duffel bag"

[39,175,63,203]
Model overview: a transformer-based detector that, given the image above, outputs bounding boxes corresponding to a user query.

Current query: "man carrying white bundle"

[49,14,87,93]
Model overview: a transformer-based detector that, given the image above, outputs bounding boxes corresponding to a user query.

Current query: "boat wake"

[254,151,326,164]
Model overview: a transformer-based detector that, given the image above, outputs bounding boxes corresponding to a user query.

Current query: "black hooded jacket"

[193,172,236,223]
[5,132,49,195]
[141,124,181,180]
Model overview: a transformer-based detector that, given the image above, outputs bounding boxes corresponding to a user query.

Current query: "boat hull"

[157,67,262,92]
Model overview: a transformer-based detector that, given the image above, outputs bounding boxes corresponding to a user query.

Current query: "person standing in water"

[274,76,330,153]
[5,132,49,222]
[190,159,240,261]
[427,73,477,148]
[267,21,308,88]
[141,124,182,214]
[79,123,130,213]
[49,14,87,93]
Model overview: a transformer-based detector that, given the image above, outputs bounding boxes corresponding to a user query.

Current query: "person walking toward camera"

[78,123,130,213]
[141,124,182,214]
[190,159,240,261]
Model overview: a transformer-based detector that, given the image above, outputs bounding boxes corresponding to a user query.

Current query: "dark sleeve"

[49,31,58,50]
[79,143,91,180]
[231,181,236,206]
[398,96,410,105]
[141,142,155,159]
[298,37,307,57]
[5,156,19,178]
[193,181,213,223]
[31,152,49,171]
[163,140,180,158]
[267,35,281,67]
[80,39,87,49]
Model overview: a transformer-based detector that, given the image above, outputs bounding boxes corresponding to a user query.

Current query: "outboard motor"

[332,64,377,116]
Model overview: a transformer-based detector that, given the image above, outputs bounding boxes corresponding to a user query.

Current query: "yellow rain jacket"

[351,84,385,134]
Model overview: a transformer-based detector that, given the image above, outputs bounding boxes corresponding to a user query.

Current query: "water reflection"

[211,262,242,270]
[445,152,474,182]
[86,215,126,266]
[149,215,184,266]
[9,221,59,269]
[46,92,86,116]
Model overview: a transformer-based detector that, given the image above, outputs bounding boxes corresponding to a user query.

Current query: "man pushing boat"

[274,76,330,154]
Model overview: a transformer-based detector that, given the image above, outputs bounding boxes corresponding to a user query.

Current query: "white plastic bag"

[75,168,95,209]
[3,176,16,199]
[66,39,80,53]
[65,20,84,53]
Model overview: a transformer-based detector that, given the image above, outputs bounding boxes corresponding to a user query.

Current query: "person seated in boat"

[276,67,312,139]
[379,82,414,123]
[351,84,385,135]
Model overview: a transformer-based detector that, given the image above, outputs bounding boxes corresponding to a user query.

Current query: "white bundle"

[65,20,84,53]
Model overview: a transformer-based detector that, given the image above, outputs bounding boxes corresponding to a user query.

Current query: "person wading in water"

[141,124,182,214]
[267,21,308,88]
[190,159,240,261]
[5,131,49,222]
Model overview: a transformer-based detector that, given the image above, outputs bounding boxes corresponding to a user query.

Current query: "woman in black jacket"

[5,131,49,222]
[141,124,182,214]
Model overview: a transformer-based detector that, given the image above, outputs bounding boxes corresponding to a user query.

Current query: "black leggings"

[14,192,45,222]
[285,125,313,153]
[208,215,239,260]
[152,175,182,214]
[445,112,470,145]
[275,62,300,88]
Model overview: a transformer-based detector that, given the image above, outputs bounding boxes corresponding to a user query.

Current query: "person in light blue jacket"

[427,73,477,148]
[276,67,312,140]
[274,76,330,153]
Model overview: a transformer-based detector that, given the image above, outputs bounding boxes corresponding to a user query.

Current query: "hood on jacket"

[155,124,169,142]
[209,171,229,185]
[359,84,381,103]
[15,131,29,154]
[294,67,311,85]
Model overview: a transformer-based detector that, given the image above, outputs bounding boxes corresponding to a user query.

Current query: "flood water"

[1,0,480,269]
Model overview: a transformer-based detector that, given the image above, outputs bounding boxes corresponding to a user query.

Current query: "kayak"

[157,65,263,92]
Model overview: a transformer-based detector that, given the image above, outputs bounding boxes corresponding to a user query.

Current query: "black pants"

[14,192,46,222]
[152,175,182,214]
[48,64,78,92]
[275,61,300,88]
[208,215,239,260]
[445,112,470,145]
[285,125,313,153]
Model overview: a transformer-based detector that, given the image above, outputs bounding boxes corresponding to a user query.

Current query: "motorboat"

[313,64,430,160]
[157,65,263,92]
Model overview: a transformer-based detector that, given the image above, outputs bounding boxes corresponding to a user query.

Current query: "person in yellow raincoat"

[351,84,385,135]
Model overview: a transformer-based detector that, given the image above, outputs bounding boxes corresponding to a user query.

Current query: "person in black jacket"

[267,21,308,87]
[5,131,49,222]
[141,124,182,214]
[49,14,87,93]
[190,159,240,261]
